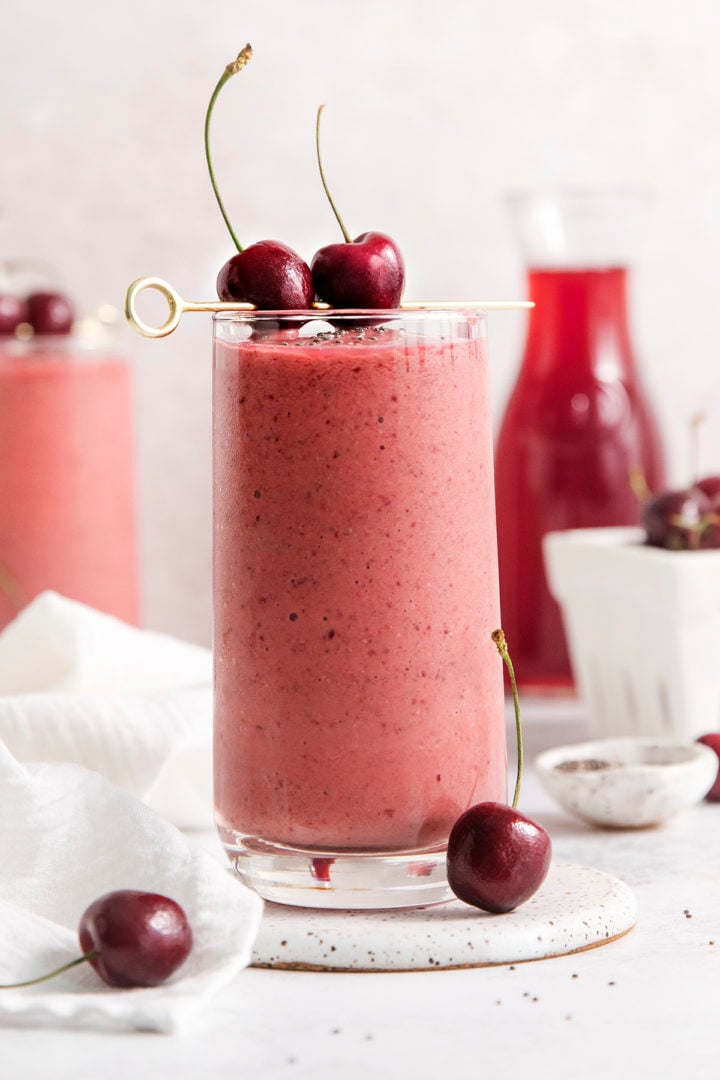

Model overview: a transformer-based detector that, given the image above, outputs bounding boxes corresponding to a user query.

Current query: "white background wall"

[2,0,720,644]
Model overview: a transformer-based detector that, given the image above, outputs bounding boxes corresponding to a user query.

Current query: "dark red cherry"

[642,487,711,550]
[217,240,314,310]
[695,476,720,501]
[0,295,28,335]
[697,734,720,801]
[311,231,404,309]
[699,503,720,549]
[78,890,193,988]
[26,291,74,335]
[446,802,552,914]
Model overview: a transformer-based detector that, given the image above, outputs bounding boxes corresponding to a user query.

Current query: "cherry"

[312,231,405,309]
[699,510,720,549]
[310,106,405,309]
[0,890,192,990]
[642,487,711,550]
[217,240,313,309]
[26,291,75,335]
[695,475,720,501]
[697,734,720,801]
[695,480,720,548]
[78,890,193,988]
[0,295,28,336]
[206,46,313,310]
[447,803,552,914]
[445,630,552,914]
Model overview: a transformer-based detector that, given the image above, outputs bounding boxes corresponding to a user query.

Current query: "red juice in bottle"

[495,261,664,691]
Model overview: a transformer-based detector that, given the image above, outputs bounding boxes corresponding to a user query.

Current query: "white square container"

[543,527,720,739]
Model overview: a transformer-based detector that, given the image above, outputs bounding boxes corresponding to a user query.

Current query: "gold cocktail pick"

[124,277,533,339]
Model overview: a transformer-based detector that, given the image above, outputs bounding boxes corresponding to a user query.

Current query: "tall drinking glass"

[213,309,507,908]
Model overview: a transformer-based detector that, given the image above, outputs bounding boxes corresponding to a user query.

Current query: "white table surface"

[4,698,718,1080]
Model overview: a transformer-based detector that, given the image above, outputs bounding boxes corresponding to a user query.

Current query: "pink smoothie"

[213,317,506,852]
[0,342,139,627]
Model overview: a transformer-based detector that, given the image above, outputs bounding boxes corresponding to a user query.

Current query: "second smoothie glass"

[0,334,139,629]
[213,308,507,908]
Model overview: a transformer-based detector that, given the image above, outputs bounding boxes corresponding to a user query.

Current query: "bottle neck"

[522,266,636,379]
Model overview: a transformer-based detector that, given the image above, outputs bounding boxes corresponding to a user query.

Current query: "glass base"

[220,829,454,910]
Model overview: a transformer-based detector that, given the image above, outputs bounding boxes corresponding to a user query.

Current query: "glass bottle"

[494,189,665,692]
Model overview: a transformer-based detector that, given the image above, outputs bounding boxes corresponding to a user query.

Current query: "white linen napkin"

[0,592,214,826]
[0,742,263,1032]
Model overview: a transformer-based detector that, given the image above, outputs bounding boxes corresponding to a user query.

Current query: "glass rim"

[212,307,489,321]
[0,334,125,358]
[505,184,654,209]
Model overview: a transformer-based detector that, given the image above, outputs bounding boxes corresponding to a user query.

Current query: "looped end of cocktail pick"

[126,277,256,338]
[123,276,533,338]
[124,277,182,338]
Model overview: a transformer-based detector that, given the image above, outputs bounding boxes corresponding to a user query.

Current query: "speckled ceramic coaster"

[251,862,637,971]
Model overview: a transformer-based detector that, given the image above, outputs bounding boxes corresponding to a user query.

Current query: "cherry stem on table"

[315,105,353,244]
[0,950,100,990]
[204,45,254,254]
[492,628,523,810]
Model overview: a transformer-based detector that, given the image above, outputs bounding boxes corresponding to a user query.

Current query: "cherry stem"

[629,466,652,504]
[315,105,353,244]
[689,410,706,484]
[204,45,253,254]
[492,629,523,810]
[0,950,100,990]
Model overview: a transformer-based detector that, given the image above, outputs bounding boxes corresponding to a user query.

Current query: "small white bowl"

[535,736,718,828]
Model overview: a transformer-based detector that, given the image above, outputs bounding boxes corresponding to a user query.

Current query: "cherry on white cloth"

[0,593,213,826]
[0,742,263,1032]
